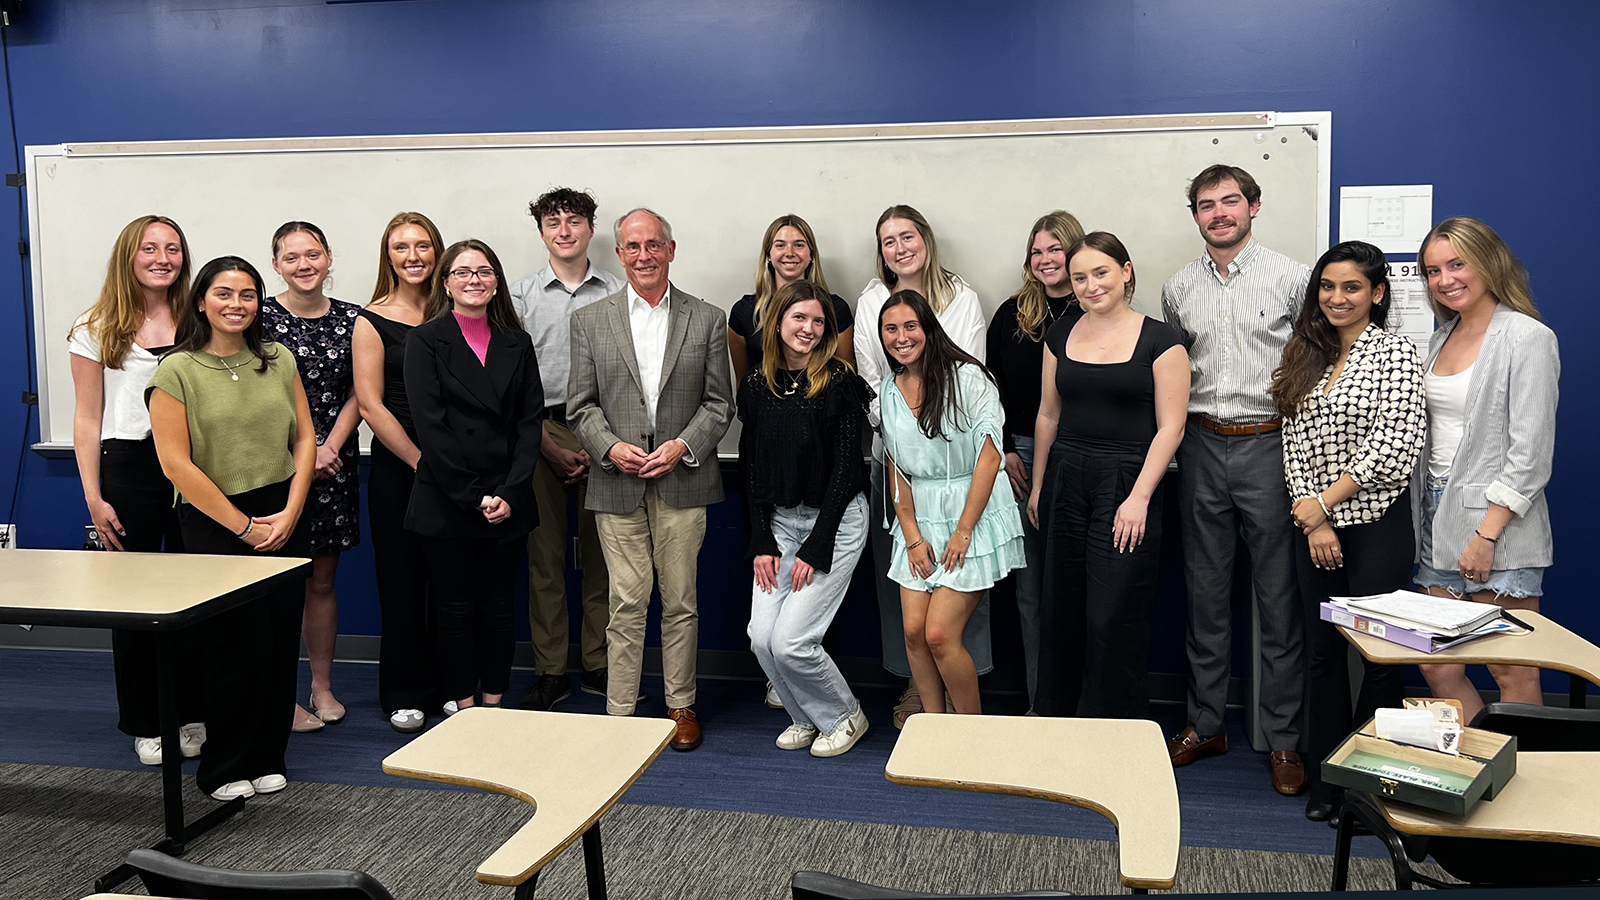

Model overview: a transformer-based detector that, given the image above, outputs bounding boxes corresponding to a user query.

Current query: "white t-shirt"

[67,313,165,440]
[1423,361,1474,478]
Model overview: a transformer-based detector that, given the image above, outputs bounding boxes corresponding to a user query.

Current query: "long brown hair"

[1418,217,1539,323]
[752,214,831,331]
[171,257,278,374]
[760,280,844,399]
[874,205,960,314]
[879,289,992,441]
[1269,241,1392,418]
[370,211,444,303]
[75,216,192,369]
[1013,210,1085,341]
[426,239,525,334]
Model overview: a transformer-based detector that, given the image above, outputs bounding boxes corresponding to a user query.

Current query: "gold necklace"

[778,370,803,397]
[187,350,245,382]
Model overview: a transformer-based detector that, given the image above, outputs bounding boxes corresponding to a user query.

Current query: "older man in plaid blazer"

[567,208,734,751]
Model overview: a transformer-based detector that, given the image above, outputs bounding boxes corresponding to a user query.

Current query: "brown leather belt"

[1189,413,1282,436]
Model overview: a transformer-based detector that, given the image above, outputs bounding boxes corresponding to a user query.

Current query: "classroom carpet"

[0,647,1439,896]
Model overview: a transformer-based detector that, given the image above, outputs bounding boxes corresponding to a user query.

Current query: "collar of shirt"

[627,282,672,313]
[538,263,608,295]
[1203,236,1262,282]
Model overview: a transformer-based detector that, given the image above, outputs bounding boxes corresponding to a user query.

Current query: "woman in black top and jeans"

[740,280,873,758]
[985,210,1084,713]
[1030,233,1190,719]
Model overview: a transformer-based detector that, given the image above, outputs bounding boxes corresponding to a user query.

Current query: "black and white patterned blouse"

[1282,323,1425,527]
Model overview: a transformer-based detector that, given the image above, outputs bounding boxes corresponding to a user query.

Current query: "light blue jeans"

[749,494,869,734]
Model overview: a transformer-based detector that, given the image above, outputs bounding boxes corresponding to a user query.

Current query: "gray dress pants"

[1175,421,1302,750]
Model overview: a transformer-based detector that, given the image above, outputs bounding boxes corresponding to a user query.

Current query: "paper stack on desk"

[1321,590,1521,653]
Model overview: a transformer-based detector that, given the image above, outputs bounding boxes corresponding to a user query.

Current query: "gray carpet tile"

[1,763,1443,899]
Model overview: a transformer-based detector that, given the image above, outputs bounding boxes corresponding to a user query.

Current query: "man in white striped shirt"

[1160,165,1311,797]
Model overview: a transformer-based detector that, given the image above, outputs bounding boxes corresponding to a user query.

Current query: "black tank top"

[358,308,417,441]
[1045,315,1184,452]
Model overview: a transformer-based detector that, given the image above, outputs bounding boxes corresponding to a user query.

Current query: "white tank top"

[1424,361,1474,478]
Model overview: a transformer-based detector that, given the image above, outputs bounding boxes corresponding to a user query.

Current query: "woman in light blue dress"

[879,289,1025,715]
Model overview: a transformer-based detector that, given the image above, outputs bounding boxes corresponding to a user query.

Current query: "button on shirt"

[1160,238,1310,423]
[510,263,623,407]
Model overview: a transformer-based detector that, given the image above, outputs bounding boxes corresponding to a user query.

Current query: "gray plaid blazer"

[567,285,734,514]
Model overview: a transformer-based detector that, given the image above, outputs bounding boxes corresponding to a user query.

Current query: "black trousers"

[423,535,521,701]
[100,437,203,737]
[369,442,437,713]
[1036,441,1164,719]
[179,479,310,792]
[1295,490,1412,799]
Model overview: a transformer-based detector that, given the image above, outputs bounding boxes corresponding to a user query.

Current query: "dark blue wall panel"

[3,2,1595,676]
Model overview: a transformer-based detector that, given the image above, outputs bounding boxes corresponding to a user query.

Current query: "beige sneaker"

[811,706,868,757]
[892,683,922,729]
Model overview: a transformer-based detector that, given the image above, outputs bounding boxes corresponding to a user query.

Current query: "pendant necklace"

[779,370,803,397]
[219,355,241,382]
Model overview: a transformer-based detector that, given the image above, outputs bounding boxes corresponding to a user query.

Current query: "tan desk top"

[381,707,676,887]
[1378,752,1600,847]
[1340,611,1600,684]
[0,548,311,628]
[885,715,1180,890]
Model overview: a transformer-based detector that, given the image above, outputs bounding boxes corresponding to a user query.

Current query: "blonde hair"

[875,205,958,314]
[1418,216,1539,322]
[760,280,844,399]
[1013,210,1086,341]
[74,216,192,369]
[369,211,444,303]
[752,214,830,332]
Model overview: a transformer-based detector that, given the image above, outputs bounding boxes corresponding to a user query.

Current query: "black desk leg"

[92,629,245,894]
[583,820,608,900]
[1571,674,1589,710]
[513,873,539,899]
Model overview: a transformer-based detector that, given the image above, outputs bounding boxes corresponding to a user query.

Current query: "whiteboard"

[27,111,1331,453]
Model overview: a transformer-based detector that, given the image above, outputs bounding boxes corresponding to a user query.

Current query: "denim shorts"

[1414,474,1544,599]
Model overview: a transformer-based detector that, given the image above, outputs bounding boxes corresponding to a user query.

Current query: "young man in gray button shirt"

[1160,165,1311,797]
[510,187,624,711]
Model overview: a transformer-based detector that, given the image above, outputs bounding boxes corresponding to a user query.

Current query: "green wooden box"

[1322,718,1517,817]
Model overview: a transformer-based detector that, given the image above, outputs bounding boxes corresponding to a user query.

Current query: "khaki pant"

[527,420,610,675]
[595,481,706,715]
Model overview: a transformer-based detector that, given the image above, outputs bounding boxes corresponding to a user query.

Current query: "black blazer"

[402,314,545,541]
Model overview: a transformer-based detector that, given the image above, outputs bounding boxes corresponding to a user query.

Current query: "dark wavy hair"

[426,239,526,334]
[172,256,277,373]
[1269,240,1391,418]
[878,289,993,441]
[529,187,598,229]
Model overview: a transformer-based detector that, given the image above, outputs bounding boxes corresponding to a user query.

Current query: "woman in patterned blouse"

[1268,240,1425,823]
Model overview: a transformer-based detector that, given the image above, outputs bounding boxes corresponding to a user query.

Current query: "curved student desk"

[0,548,313,893]
[381,708,676,899]
[885,715,1180,892]
[1339,611,1600,708]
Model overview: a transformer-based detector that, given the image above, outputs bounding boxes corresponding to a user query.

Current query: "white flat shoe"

[390,708,425,734]
[442,700,460,717]
[210,780,255,801]
[250,774,287,794]
[135,737,162,766]
[179,722,206,757]
[776,723,819,751]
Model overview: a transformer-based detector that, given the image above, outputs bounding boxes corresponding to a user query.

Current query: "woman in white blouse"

[1269,240,1425,823]
[68,215,204,766]
[852,205,988,727]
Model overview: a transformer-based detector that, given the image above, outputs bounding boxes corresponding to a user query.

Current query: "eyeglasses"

[449,267,498,282]
[619,240,666,258]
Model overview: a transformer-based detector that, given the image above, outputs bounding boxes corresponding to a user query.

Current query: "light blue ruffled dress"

[881,362,1026,592]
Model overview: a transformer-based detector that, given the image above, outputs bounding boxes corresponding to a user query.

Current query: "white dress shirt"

[625,282,696,465]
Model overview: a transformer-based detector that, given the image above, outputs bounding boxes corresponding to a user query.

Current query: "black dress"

[728,292,855,378]
[262,296,362,554]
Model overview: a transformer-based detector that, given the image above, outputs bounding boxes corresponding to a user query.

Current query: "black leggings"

[1296,490,1413,799]
[369,442,437,713]
[180,480,310,792]
[424,535,521,701]
[100,437,202,738]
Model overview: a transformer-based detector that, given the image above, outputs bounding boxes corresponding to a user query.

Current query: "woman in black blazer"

[403,238,545,714]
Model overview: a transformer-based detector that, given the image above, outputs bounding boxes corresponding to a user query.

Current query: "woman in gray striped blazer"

[1412,217,1559,723]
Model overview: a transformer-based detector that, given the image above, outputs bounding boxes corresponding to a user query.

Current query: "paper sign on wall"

[1339,185,1433,254]
[1385,262,1436,352]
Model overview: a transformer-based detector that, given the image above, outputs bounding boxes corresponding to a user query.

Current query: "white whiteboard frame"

[26,110,1333,452]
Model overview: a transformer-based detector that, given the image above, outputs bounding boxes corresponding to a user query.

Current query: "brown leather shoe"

[1166,727,1228,767]
[668,708,702,752]
[1270,750,1306,795]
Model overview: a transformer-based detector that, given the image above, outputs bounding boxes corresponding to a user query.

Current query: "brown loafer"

[1270,750,1306,795]
[668,707,702,752]
[1166,727,1227,767]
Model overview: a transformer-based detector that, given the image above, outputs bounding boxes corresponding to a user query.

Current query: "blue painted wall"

[3,1,1595,684]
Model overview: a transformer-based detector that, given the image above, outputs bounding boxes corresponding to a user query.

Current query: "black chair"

[791,871,1071,898]
[127,848,399,899]
[1331,702,1600,889]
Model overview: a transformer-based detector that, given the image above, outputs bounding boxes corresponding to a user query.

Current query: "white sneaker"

[442,700,460,717]
[134,737,162,766]
[250,774,287,794]
[764,682,784,709]
[390,708,425,734]
[775,723,819,750]
[179,723,206,757]
[811,706,869,758]
[210,780,255,801]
